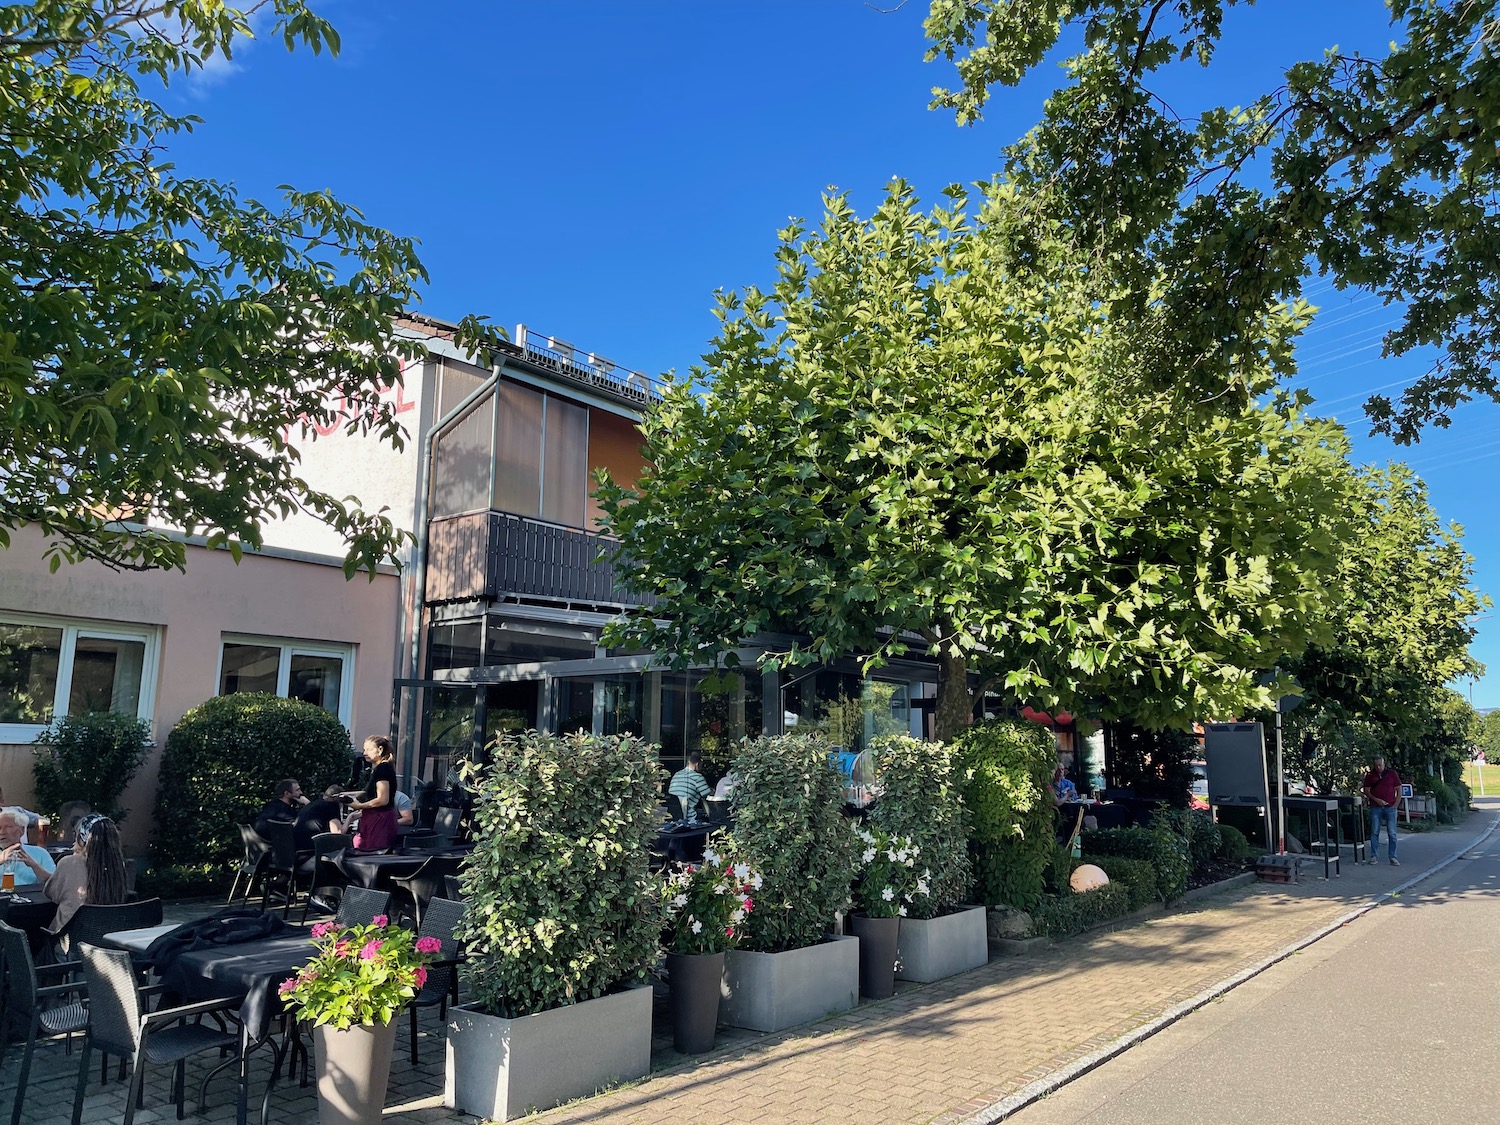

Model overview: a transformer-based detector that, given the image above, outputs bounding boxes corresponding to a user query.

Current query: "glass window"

[289,653,344,716]
[483,624,596,666]
[430,396,494,519]
[0,616,157,737]
[428,621,483,673]
[0,623,63,724]
[542,396,588,526]
[219,643,280,695]
[68,636,146,716]
[218,637,352,726]
[494,380,543,516]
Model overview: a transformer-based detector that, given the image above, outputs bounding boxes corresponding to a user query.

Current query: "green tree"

[1482,710,1500,764]
[921,1,1500,442]
[1,1,496,574]
[599,179,1352,739]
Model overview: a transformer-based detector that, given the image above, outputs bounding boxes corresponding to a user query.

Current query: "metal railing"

[515,324,667,405]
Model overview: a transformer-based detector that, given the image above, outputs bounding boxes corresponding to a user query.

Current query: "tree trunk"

[934,648,972,744]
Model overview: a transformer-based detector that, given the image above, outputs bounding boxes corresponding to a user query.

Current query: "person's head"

[275,779,304,804]
[686,751,702,771]
[75,814,128,905]
[322,784,343,800]
[1372,755,1386,772]
[0,809,25,847]
[363,735,395,764]
[1053,765,1066,782]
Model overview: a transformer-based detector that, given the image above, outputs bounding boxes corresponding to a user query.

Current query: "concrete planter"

[896,904,989,983]
[443,984,652,1121]
[720,934,859,1032]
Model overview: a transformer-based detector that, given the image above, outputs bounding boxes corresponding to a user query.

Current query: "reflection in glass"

[428,621,483,672]
[289,653,343,716]
[68,637,146,715]
[219,643,279,696]
[0,624,62,723]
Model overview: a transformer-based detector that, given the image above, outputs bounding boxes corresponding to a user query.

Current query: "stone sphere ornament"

[1068,864,1110,893]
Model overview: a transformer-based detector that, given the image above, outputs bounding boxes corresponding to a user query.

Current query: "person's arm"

[354,777,393,811]
[9,843,55,878]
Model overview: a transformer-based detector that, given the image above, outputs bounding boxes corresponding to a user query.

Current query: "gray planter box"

[720,934,859,1032]
[896,904,989,983]
[443,984,652,1121]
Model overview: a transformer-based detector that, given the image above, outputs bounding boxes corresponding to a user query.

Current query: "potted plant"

[869,734,988,983]
[850,826,928,998]
[717,734,861,1033]
[445,730,661,1121]
[279,913,442,1125]
[660,845,761,1053]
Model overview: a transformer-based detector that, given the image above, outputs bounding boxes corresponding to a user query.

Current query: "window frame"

[0,612,160,743]
[216,634,355,727]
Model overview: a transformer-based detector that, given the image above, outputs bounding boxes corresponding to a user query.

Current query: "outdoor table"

[1283,795,1342,878]
[336,845,470,890]
[652,821,711,864]
[100,921,181,953]
[0,885,58,953]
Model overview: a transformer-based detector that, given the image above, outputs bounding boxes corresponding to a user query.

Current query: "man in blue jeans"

[1361,756,1401,865]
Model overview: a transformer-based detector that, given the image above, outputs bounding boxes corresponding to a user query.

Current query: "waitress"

[349,735,400,852]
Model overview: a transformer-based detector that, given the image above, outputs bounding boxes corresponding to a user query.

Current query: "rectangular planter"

[720,934,859,1033]
[444,984,652,1121]
[896,904,989,983]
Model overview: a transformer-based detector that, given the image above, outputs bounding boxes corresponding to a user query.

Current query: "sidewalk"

[4,804,1493,1125]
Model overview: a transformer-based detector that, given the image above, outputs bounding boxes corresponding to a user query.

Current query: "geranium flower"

[310,922,335,939]
[360,939,383,960]
[414,965,428,989]
[371,914,389,927]
[415,936,443,954]
[278,978,297,996]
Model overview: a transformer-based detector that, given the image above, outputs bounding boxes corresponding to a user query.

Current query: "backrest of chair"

[405,855,462,915]
[65,898,165,957]
[432,806,462,840]
[312,832,351,861]
[335,886,392,927]
[415,898,467,1000]
[259,819,298,869]
[79,943,144,1056]
[0,920,38,1020]
[665,794,685,821]
[442,874,463,901]
[402,830,439,851]
[238,823,269,862]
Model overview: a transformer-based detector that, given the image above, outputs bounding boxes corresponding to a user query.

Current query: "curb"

[958,812,1500,1125]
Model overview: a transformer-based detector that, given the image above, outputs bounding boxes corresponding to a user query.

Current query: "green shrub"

[136,862,233,901]
[152,694,353,867]
[1088,856,1158,912]
[955,718,1057,910]
[1158,808,1221,872]
[1216,823,1254,862]
[1080,825,1191,901]
[868,734,972,918]
[456,730,661,1018]
[33,711,152,822]
[1031,882,1134,939]
[723,734,860,953]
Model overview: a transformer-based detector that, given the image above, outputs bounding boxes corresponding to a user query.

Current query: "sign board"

[1203,722,1270,808]
[1400,783,1414,798]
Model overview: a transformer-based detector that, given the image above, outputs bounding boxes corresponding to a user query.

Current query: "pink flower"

[278,978,297,996]
[725,926,734,938]
[360,939,383,960]
[371,914,389,928]
[415,936,443,954]
[742,897,754,913]
[414,965,428,988]
[310,922,335,939]
[333,941,353,957]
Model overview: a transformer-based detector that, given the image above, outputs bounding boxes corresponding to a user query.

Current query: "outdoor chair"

[51,898,165,969]
[401,829,440,851]
[390,854,463,930]
[665,794,686,821]
[442,873,463,901]
[299,832,351,923]
[256,820,304,917]
[333,886,392,928]
[407,898,467,1064]
[0,920,91,1125]
[431,805,463,847]
[227,825,270,905]
[70,944,240,1125]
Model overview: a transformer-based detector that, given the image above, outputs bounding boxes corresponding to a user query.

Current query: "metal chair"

[227,825,270,905]
[431,805,463,846]
[389,854,463,930]
[407,898,467,1064]
[256,820,303,917]
[52,899,164,967]
[333,886,391,927]
[70,944,240,1125]
[0,921,90,1125]
[298,832,351,923]
[442,873,463,901]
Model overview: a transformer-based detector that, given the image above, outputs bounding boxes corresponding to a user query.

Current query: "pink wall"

[0,525,402,850]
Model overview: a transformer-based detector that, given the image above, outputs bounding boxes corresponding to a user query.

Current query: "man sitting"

[0,809,55,885]
[294,785,347,852]
[393,790,416,827]
[667,752,712,821]
[255,779,307,839]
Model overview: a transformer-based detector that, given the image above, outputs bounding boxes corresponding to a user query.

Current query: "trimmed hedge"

[1216,823,1254,862]
[955,718,1057,910]
[33,710,151,822]
[1158,808,1222,872]
[1080,825,1191,901]
[1087,856,1158,912]
[869,734,972,919]
[1032,882,1134,939]
[152,693,354,867]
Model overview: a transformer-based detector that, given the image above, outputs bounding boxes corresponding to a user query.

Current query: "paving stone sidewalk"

[3,806,1491,1125]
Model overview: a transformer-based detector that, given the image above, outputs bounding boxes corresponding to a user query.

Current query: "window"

[218,636,353,726]
[0,614,157,740]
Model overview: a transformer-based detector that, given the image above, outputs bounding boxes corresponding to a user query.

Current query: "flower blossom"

[691,919,703,935]
[703,845,720,864]
[371,914,389,927]
[671,893,688,909]
[310,922,336,939]
[881,887,895,902]
[415,936,443,954]
[898,905,908,917]
[750,874,763,890]
[733,862,750,881]
[359,939,384,961]
[278,978,297,997]
[862,848,877,864]
[414,965,429,989]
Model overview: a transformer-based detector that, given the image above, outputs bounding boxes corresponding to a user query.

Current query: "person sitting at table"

[668,752,712,821]
[254,778,308,838]
[41,812,128,933]
[393,789,416,827]
[349,735,399,851]
[713,769,740,800]
[293,785,347,852]
[1051,765,1079,806]
[0,808,55,885]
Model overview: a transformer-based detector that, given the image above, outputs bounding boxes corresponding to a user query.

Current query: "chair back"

[309,831,351,884]
[0,920,38,1022]
[432,806,462,844]
[335,886,392,927]
[258,819,299,871]
[665,794,685,821]
[78,943,144,1057]
[706,797,732,825]
[61,899,164,960]
[415,898,467,1002]
[237,823,270,866]
[402,830,439,852]
[399,855,462,922]
[442,874,463,901]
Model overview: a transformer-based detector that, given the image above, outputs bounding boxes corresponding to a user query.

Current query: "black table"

[652,822,711,864]
[1283,795,1342,878]
[0,885,58,953]
[335,846,470,890]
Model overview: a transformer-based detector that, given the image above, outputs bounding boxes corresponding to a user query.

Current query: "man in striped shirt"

[668,752,712,821]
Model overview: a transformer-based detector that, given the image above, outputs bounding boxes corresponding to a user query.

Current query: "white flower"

[703,846,720,865]
[730,908,745,924]
[887,849,899,862]
[733,862,750,881]
[691,919,703,935]
[905,856,916,867]
[898,905,908,917]
[672,893,688,908]
[881,887,895,902]
[862,848,877,864]
[858,829,876,844]
[922,868,932,880]
[914,880,930,896]
[750,874,763,890]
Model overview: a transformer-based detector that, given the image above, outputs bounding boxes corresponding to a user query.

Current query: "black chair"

[401,829,440,851]
[665,794,686,820]
[431,805,463,846]
[52,899,165,968]
[442,873,463,902]
[227,826,269,905]
[70,944,240,1125]
[390,855,463,930]
[0,921,90,1125]
[333,886,392,927]
[256,820,303,917]
[407,898,466,1064]
[299,832,352,923]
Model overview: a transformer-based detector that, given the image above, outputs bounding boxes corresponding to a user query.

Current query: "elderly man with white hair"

[0,808,55,886]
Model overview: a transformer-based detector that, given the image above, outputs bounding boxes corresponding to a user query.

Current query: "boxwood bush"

[1216,823,1254,862]
[954,718,1057,910]
[1086,856,1158,912]
[1031,882,1134,939]
[868,734,972,919]
[151,693,353,867]
[33,710,151,822]
[723,734,860,953]
[1158,808,1222,872]
[1080,825,1191,901]
[455,730,661,1018]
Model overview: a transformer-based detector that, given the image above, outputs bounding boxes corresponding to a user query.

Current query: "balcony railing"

[515,324,667,405]
[425,510,655,609]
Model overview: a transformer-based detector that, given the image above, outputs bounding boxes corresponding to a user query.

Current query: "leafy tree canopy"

[599,178,1353,739]
[1,1,494,574]
[921,0,1500,442]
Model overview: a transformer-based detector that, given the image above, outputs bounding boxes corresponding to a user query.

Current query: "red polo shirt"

[1363,767,1400,807]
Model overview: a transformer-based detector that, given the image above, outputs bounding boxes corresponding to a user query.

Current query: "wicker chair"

[51,899,164,968]
[333,886,391,927]
[407,898,467,1064]
[0,921,90,1125]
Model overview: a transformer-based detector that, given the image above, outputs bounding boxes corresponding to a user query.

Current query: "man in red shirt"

[1361,756,1401,866]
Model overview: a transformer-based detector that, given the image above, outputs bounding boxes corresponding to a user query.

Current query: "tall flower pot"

[666,950,725,1054]
[850,913,900,1000]
[720,934,859,1032]
[896,904,989,983]
[313,1018,399,1125]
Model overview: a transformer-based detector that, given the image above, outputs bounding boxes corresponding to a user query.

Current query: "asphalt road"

[1010,826,1500,1125]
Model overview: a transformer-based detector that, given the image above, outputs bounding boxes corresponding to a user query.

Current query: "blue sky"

[165,1,1498,706]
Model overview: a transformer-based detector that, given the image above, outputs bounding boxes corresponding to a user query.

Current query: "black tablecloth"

[0,885,58,952]
[653,822,711,863]
[164,933,314,1044]
[335,846,469,890]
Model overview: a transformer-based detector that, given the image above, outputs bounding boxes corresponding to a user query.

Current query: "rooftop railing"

[515,324,667,405]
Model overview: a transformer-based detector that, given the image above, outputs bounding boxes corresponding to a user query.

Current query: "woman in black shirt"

[350,735,399,851]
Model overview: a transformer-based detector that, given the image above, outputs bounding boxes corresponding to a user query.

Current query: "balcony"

[425,511,655,610]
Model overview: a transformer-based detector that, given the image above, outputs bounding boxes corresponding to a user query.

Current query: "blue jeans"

[1369,805,1398,861]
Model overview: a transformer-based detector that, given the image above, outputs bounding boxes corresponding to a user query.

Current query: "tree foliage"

[921,0,1500,441]
[0,1,496,573]
[599,178,1352,737]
